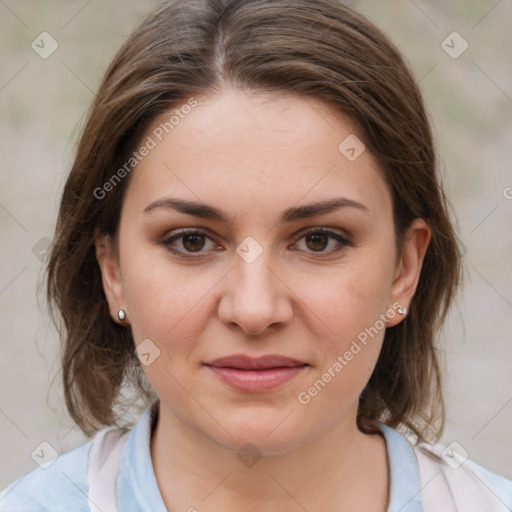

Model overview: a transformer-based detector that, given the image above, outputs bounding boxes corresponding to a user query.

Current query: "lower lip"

[204,365,307,392]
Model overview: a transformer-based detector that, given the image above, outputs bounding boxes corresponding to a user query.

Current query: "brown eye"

[181,233,206,252]
[162,229,216,257]
[304,233,330,252]
[293,228,352,257]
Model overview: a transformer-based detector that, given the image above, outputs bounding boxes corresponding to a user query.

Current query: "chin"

[207,406,308,455]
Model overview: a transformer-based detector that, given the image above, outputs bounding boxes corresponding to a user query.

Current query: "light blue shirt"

[1,404,511,511]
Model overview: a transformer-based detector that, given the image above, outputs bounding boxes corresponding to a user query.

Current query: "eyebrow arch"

[143,196,369,223]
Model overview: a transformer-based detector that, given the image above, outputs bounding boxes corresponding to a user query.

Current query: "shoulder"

[410,439,512,511]
[0,439,93,512]
[378,422,512,511]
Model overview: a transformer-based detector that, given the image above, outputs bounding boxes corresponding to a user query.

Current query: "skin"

[96,86,431,512]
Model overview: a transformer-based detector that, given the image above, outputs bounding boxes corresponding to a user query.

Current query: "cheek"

[304,253,395,345]
[294,276,387,428]
[120,242,212,348]
[293,250,394,401]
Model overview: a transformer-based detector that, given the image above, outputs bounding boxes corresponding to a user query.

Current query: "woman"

[1,0,510,510]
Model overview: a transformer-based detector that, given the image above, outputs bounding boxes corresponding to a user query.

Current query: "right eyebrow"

[143,196,370,223]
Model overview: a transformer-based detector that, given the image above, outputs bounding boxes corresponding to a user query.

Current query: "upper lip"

[204,354,308,370]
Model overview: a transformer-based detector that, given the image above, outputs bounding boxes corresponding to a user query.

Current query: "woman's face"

[97,87,429,453]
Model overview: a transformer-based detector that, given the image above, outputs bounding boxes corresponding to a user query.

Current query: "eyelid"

[296,225,351,242]
[160,226,352,258]
[160,228,218,254]
[289,226,352,257]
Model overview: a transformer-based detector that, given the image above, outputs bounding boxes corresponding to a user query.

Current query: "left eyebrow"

[143,196,370,224]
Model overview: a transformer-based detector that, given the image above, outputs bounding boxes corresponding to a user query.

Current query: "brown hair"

[46,0,462,441]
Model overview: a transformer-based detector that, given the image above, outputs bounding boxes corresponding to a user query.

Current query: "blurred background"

[1,0,511,490]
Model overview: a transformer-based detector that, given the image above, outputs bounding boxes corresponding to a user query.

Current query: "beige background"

[1,0,511,490]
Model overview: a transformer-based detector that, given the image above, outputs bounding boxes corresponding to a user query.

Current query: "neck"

[150,403,389,512]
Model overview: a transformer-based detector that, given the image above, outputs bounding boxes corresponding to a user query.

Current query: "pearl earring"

[397,306,407,315]
[117,309,127,322]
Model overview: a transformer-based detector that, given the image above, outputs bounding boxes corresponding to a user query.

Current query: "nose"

[217,248,293,336]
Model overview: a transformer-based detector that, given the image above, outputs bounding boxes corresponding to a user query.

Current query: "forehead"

[122,88,391,219]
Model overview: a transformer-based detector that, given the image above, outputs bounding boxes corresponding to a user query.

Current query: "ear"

[95,232,128,325]
[387,218,431,327]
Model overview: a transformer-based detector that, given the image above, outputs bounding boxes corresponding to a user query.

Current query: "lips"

[203,354,309,392]
[204,354,308,370]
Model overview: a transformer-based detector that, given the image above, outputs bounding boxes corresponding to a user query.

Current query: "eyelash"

[160,227,352,259]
